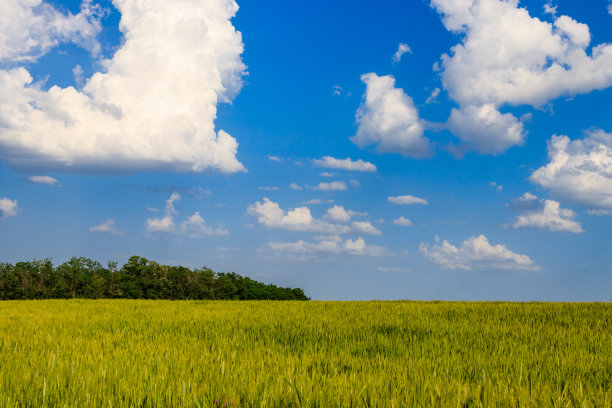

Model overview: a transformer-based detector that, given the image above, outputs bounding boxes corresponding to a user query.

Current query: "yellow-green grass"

[0,300,610,407]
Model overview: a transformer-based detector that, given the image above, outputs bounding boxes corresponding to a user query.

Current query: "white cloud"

[266,235,385,257]
[388,195,428,205]
[146,192,227,236]
[247,198,379,235]
[28,175,58,185]
[0,0,246,173]
[90,219,121,235]
[510,198,583,233]
[432,0,612,107]
[353,73,432,158]
[447,104,526,155]
[248,198,347,234]
[258,186,280,191]
[267,155,282,162]
[325,205,367,222]
[319,172,335,177]
[314,181,347,191]
[392,42,412,63]
[145,206,159,213]
[588,209,609,216]
[506,192,540,212]
[180,212,228,237]
[530,130,612,210]
[289,183,303,190]
[313,156,377,172]
[302,198,334,205]
[490,181,503,192]
[351,221,382,235]
[425,87,441,104]
[0,0,102,63]
[0,197,19,219]
[431,0,612,153]
[543,2,557,16]
[420,234,538,271]
[393,216,413,227]
[608,4,612,15]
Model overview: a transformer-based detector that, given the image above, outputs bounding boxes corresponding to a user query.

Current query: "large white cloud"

[0,0,246,173]
[508,193,583,233]
[432,0,612,153]
[353,73,432,158]
[419,234,538,271]
[247,198,381,235]
[0,0,102,63]
[0,197,20,219]
[530,130,612,210]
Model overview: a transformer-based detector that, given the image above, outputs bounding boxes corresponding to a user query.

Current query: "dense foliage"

[0,301,610,407]
[0,256,309,300]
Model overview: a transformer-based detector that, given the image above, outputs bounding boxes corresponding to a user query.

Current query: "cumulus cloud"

[392,42,412,62]
[314,181,347,191]
[28,175,58,185]
[530,130,612,210]
[388,195,428,205]
[353,73,432,158]
[146,192,227,236]
[266,235,386,258]
[313,156,376,172]
[0,0,102,63]
[420,235,538,271]
[181,212,228,237]
[0,0,246,173]
[90,219,121,235]
[447,104,526,155]
[247,198,380,235]
[431,0,612,153]
[0,197,20,219]
[510,197,583,233]
[324,205,366,222]
[393,216,413,227]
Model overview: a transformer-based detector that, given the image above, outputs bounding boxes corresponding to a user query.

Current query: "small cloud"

[377,266,411,273]
[73,65,84,88]
[543,1,557,16]
[268,155,282,162]
[420,234,539,271]
[146,206,159,213]
[349,179,360,187]
[265,235,386,259]
[320,172,335,177]
[608,4,612,15]
[0,197,20,219]
[302,198,334,205]
[351,221,382,235]
[490,181,503,192]
[289,183,303,190]
[313,156,376,172]
[314,181,347,191]
[28,175,59,186]
[425,87,441,104]
[180,212,229,237]
[258,186,280,191]
[393,216,413,227]
[392,42,412,63]
[588,209,610,216]
[509,197,584,233]
[325,205,366,222]
[90,219,121,235]
[388,195,428,205]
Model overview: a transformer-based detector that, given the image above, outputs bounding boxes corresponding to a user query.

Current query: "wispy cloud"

[90,219,121,235]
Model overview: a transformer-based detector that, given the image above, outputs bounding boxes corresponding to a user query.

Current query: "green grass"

[0,300,610,407]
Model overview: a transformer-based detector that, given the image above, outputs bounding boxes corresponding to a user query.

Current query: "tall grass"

[0,300,610,407]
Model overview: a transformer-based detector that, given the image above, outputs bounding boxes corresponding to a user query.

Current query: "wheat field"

[0,300,610,407]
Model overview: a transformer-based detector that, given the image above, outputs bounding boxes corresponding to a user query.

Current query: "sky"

[0,0,611,301]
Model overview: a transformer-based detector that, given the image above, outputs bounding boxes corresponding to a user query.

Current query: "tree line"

[0,256,309,300]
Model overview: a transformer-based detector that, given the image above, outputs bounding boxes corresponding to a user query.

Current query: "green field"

[0,301,610,407]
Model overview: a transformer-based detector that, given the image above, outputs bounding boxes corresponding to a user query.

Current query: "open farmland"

[0,300,610,407]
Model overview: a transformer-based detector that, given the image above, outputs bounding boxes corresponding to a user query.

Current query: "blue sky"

[1,0,611,300]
